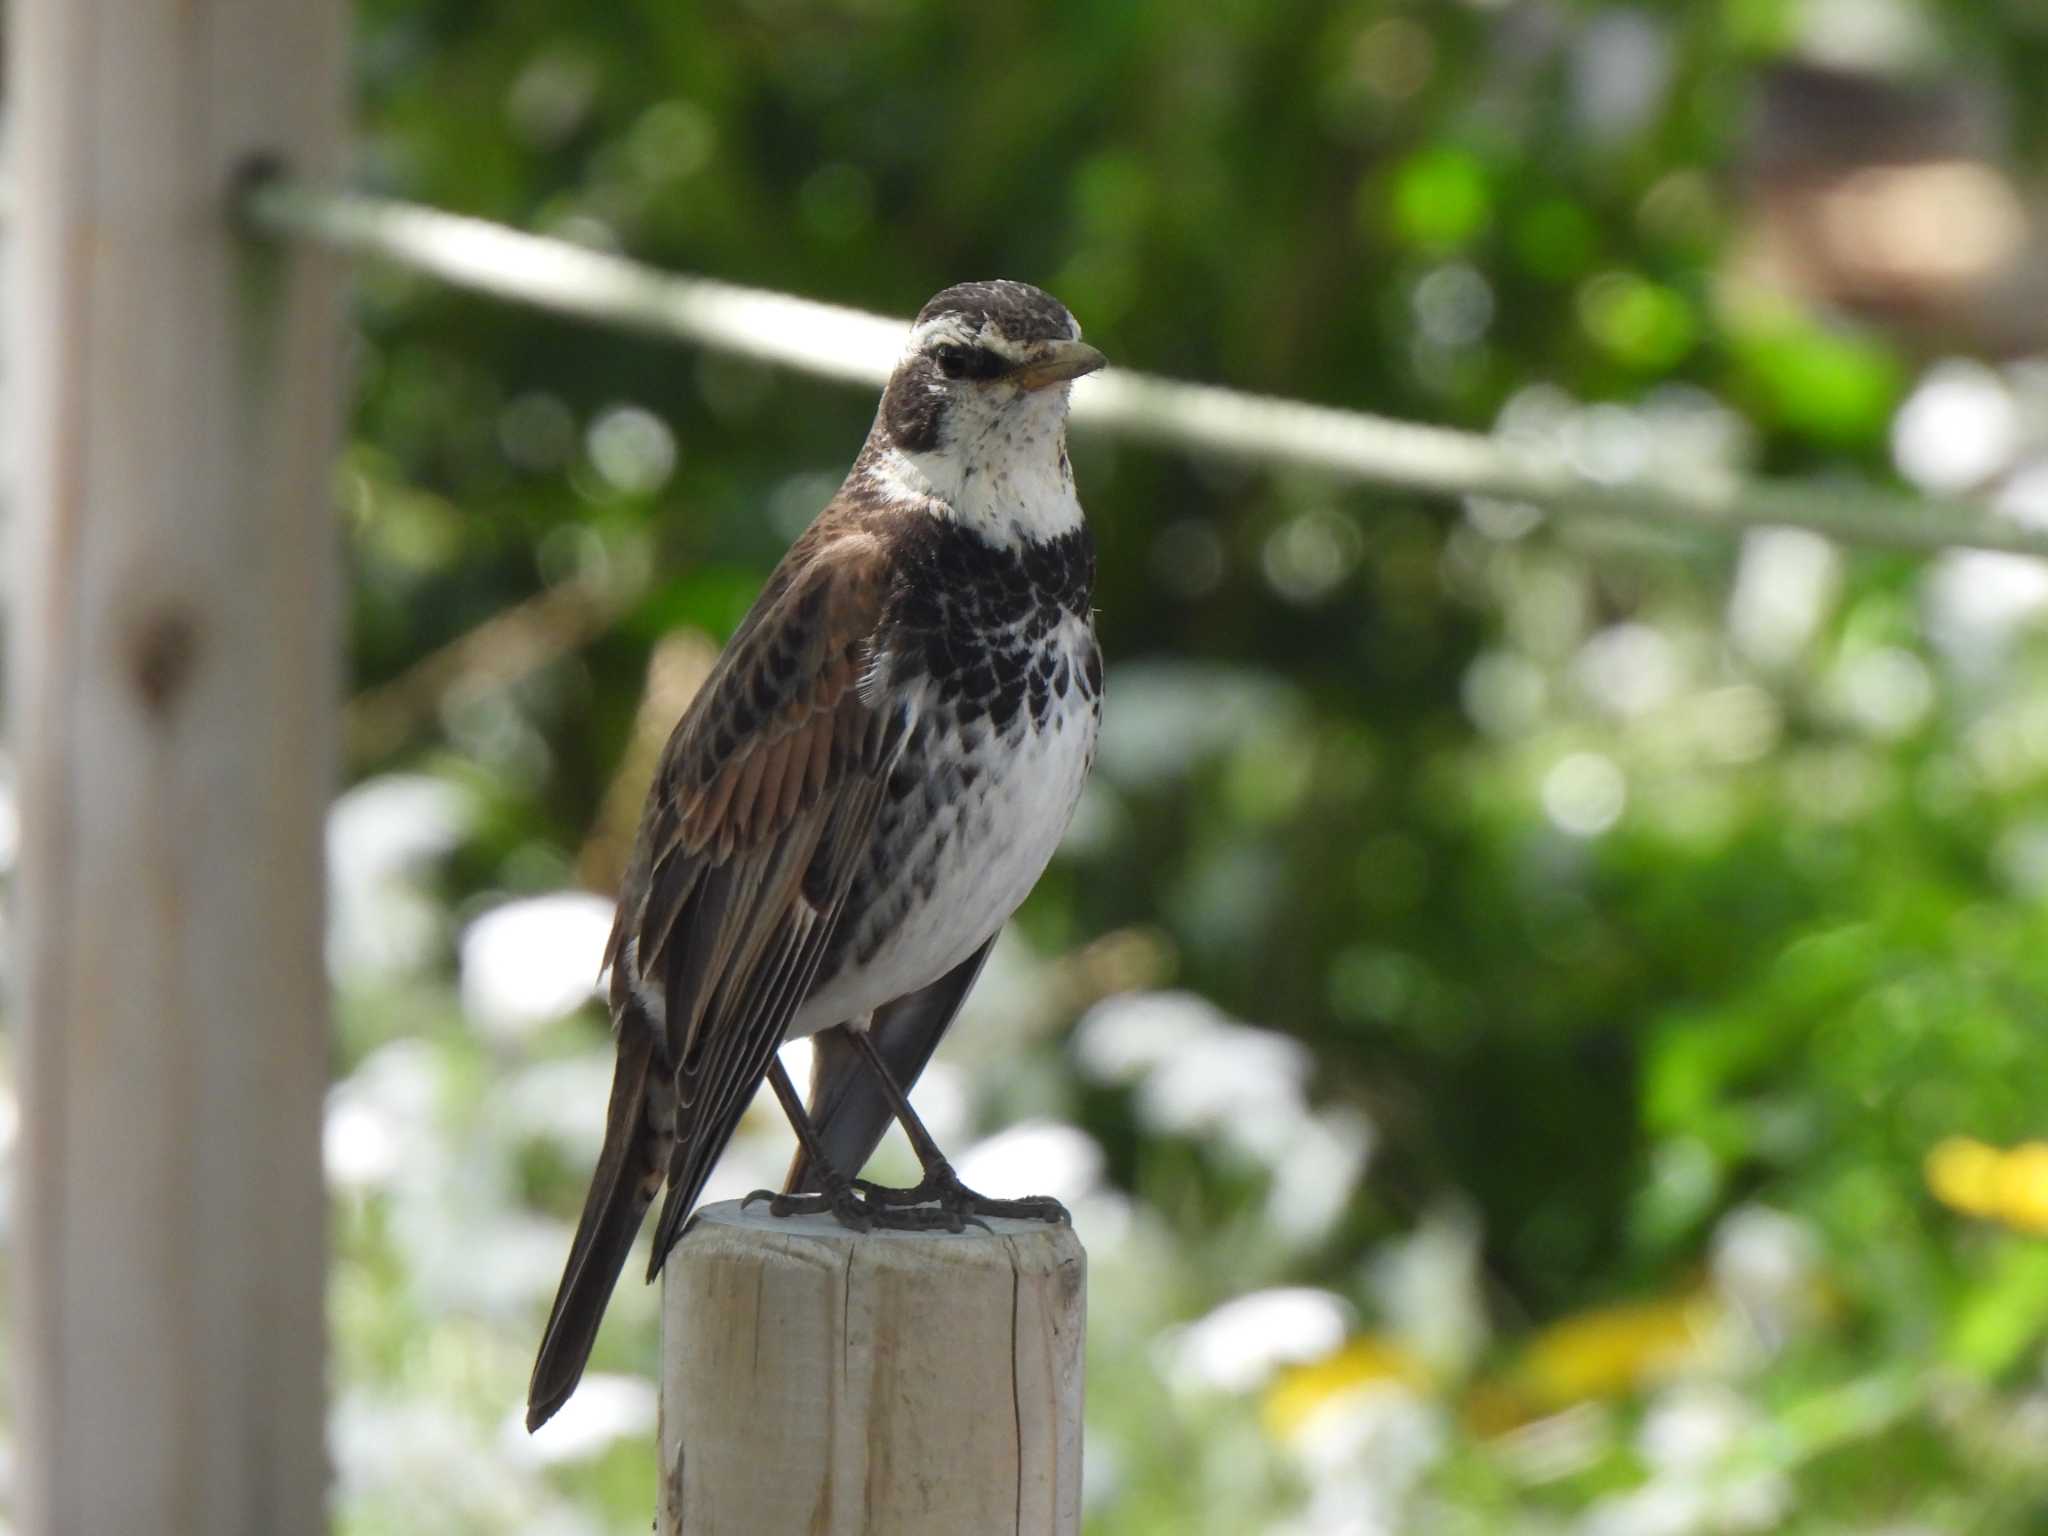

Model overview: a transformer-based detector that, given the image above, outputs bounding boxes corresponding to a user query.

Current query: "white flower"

[1162,1287,1353,1395]
[1711,1204,1822,1356]
[511,1372,657,1466]
[327,774,471,981]
[459,891,615,1040]
[1638,1383,1752,1474]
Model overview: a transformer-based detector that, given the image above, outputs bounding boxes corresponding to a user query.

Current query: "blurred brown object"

[1735,62,2048,355]
[576,629,718,893]
[345,565,648,765]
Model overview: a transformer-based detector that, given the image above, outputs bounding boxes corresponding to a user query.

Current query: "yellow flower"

[1925,1136,2003,1219]
[1927,1136,2048,1235]
[1514,1294,1713,1408]
[1262,1335,1431,1440]
[1993,1141,2048,1235]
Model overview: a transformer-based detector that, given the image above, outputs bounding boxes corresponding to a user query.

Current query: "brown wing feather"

[601,525,903,1270]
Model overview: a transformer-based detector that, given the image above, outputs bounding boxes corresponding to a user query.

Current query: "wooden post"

[658,1202,1087,1535]
[8,0,345,1532]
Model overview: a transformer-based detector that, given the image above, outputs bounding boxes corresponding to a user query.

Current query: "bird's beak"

[1009,340,1107,391]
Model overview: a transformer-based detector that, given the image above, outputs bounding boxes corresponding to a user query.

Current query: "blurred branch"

[575,630,719,893]
[246,173,2048,560]
[345,565,646,764]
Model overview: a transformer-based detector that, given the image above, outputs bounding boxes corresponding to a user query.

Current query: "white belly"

[790,642,1098,1034]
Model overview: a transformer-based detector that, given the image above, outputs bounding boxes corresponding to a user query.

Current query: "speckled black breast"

[880,519,1099,732]
[821,520,1102,975]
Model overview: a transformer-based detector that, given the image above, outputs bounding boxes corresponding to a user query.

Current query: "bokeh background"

[9,0,2048,1531]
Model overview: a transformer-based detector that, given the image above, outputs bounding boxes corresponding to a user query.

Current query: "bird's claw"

[855,1164,1069,1231]
[742,1183,873,1233]
[745,1161,1070,1236]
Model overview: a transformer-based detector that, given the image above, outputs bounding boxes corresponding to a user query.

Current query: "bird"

[526,280,1106,1432]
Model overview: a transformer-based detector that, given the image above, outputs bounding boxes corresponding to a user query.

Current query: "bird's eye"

[932,343,1004,381]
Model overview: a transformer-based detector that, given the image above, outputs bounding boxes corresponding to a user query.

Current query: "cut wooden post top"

[658,1199,1087,1536]
[681,1196,1088,1245]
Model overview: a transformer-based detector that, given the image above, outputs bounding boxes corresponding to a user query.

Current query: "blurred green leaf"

[1383,145,1493,253]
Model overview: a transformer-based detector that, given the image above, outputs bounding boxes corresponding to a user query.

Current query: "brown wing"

[610,525,903,1268]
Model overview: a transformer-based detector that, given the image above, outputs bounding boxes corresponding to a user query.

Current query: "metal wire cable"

[243,174,2048,560]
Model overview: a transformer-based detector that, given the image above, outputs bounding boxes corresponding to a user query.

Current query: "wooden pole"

[8,0,346,1532]
[658,1201,1087,1535]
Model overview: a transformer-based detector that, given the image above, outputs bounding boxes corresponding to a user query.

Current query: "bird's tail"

[526,1025,662,1433]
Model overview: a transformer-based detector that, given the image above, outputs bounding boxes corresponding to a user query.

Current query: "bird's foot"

[742,1178,873,1233]
[855,1163,1070,1233]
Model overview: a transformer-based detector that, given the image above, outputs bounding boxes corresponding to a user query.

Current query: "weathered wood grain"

[8,1,346,1530]
[658,1201,1086,1535]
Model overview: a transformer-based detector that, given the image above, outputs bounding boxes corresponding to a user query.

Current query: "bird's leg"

[844,1027,1069,1230]
[742,1058,874,1231]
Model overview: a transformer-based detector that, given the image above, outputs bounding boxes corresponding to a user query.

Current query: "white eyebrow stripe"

[902,311,1080,359]
[904,314,982,350]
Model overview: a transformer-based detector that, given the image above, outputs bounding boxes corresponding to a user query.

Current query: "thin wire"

[242,174,2048,560]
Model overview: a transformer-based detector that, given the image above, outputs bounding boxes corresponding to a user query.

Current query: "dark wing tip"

[646,1172,704,1280]
[525,1372,573,1434]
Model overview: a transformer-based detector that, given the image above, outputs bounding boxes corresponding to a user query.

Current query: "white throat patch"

[865,384,1084,549]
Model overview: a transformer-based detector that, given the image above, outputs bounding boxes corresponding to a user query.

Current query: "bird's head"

[873,281,1105,462]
